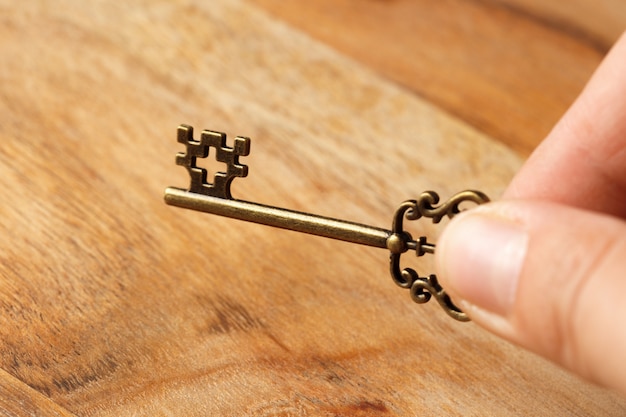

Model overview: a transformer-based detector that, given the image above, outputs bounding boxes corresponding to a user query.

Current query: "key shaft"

[164,187,425,251]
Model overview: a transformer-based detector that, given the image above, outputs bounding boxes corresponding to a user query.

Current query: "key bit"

[164,124,489,322]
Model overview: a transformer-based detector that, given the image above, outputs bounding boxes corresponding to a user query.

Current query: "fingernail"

[436,211,528,316]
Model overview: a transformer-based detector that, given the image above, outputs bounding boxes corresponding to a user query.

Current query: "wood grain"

[251,0,626,155]
[0,368,77,416]
[0,0,625,415]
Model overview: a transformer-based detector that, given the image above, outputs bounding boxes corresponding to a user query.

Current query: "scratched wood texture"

[1,1,625,416]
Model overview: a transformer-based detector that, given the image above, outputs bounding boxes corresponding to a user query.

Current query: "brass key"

[164,125,489,321]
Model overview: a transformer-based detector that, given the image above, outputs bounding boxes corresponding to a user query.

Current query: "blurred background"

[253,0,626,155]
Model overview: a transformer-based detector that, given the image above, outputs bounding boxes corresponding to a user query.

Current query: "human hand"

[435,32,626,394]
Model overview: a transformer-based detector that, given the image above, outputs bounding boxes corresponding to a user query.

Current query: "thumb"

[436,200,626,393]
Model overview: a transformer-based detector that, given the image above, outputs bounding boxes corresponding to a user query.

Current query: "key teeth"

[233,136,251,156]
[177,124,193,144]
[175,124,250,199]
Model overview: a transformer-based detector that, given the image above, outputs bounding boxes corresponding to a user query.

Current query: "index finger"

[504,32,626,219]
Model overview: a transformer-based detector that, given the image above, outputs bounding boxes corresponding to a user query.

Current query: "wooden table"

[1,1,625,415]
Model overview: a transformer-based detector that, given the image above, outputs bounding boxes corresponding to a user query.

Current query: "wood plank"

[251,0,626,155]
[0,0,625,415]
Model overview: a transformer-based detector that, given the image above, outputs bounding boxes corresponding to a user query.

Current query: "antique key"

[164,125,489,321]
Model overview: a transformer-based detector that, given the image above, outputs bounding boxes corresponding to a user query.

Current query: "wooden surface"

[0,369,76,417]
[1,1,625,416]
[252,0,626,155]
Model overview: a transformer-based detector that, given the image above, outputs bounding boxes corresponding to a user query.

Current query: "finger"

[505,32,626,218]
[436,201,626,393]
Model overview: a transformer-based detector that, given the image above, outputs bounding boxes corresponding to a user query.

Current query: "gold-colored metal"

[164,125,489,321]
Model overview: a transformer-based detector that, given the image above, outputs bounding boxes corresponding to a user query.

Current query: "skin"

[435,32,626,394]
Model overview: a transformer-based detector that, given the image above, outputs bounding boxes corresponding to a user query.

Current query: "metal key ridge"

[164,125,489,321]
